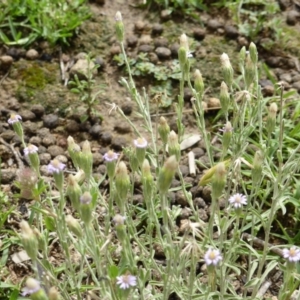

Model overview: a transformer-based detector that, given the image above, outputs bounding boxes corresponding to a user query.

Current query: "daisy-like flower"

[116,274,137,290]
[204,248,222,266]
[228,193,247,209]
[282,247,300,263]
[103,150,119,162]
[21,278,41,296]
[80,191,92,205]
[47,159,66,174]
[113,214,126,226]
[24,144,38,156]
[8,114,22,124]
[133,137,148,149]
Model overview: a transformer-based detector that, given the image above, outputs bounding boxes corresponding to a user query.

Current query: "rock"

[134,21,146,33]
[149,52,159,64]
[69,58,97,80]
[286,10,300,26]
[155,47,171,59]
[29,136,41,145]
[114,122,131,134]
[292,81,300,92]
[160,9,171,20]
[23,121,40,134]
[110,45,121,56]
[224,25,239,39]
[100,132,112,145]
[6,97,21,110]
[1,129,15,142]
[121,103,133,115]
[139,35,152,45]
[184,87,193,102]
[26,49,39,60]
[127,35,138,47]
[30,104,45,118]
[170,43,179,57]
[193,28,206,41]
[0,55,13,70]
[194,197,206,208]
[111,136,127,151]
[207,19,223,31]
[175,190,188,206]
[138,45,154,53]
[37,127,50,138]
[65,120,80,133]
[0,144,13,161]
[262,85,275,97]
[198,155,210,170]
[94,56,105,70]
[92,152,102,166]
[42,135,56,147]
[39,152,51,165]
[178,165,189,177]
[278,0,289,10]
[279,73,292,83]
[202,185,212,202]
[237,36,249,47]
[133,194,143,205]
[265,56,282,68]
[47,145,65,157]
[292,74,300,82]
[97,164,106,175]
[43,114,59,129]
[198,208,208,221]
[94,0,105,4]
[19,109,36,121]
[89,124,102,138]
[154,37,168,48]
[1,169,15,183]
[208,97,221,108]
[152,23,163,35]
[193,147,205,158]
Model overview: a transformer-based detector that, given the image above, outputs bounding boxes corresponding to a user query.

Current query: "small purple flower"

[24,144,38,156]
[103,150,119,162]
[282,247,300,263]
[21,278,41,296]
[80,191,92,205]
[47,159,66,174]
[228,193,247,209]
[204,248,222,266]
[113,214,126,226]
[8,114,22,124]
[133,137,148,149]
[116,274,137,289]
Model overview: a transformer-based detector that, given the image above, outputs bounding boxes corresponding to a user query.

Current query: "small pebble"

[39,153,51,165]
[292,81,300,92]
[92,152,102,166]
[0,55,13,69]
[114,122,131,134]
[134,21,146,33]
[193,28,206,41]
[19,109,36,121]
[42,135,56,147]
[89,124,102,138]
[47,145,65,157]
[152,23,163,35]
[31,104,45,118]
[286,10,300,26]
[65,120,80,133]
[43,114,59,129]
[111,136,127,151]
[100,132,112,145]
[139,35,152,45]
[175,190,188,206]
[208,97,221,108]
[207,19,222,31]
[26,49,39,60]
[170,43,179,57]
[155,47,171,60]
[121,103,133,116]
[138,45,154,53]
[127,35,138,47]
[154,37,168,48]
[224,25,239,39]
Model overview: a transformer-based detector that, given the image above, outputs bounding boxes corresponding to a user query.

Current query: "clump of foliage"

[0,0,91,46]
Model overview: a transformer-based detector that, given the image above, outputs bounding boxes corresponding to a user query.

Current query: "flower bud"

[47,159,65,191]
[80,191,93,225]
[33,228,46,251]
[266,102,278,135]
[249,42,258,65]
[103,150,119,179]
[252,150,263,184]
[66,215,83,238]
[113,214,127,242]
[212,162,227,199]
[79,140,93,181]
[20,220,38,261]
[239,46,246,69]
[24,144,40,176]
[220,81,230,117]
[142,159,154,202]
[48,287,62,300]
[221,121,232,154]
[245,54,255,89]
[115,11,124,43]
[66,174,81,211]
[134,137,148,166]
[67,136,81,170]
[158,116,170,145]
[157,155,178,194]
[220,53,234,88]
[168,131,181,161]
[115,161,130,214]
[194,69,204,96]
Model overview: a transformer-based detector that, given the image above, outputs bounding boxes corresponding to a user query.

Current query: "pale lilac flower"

[116,274,137,289]
[24,144,38,156]
[133,137,148,148]
[204,248,222,266]
[282,247,300,263]
[113,214,126,226]
[80,191,92,205]
[228,193,247,209]
[103,150,119,162]
[47,159,66,174]
[21,278,41,296]
[8,114,22,124]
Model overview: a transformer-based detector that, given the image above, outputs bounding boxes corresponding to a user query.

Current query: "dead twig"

[0,137,24,169]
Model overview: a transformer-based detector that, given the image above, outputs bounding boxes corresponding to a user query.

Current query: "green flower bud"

[220,81,230,116]
[20,221,38,261]
[80,191,93,225]
[66,174,82,211]
[245,54,256,89]
[115,11,124,43]
[157,155,178,194]
[80,140,93,180]
[66,215,83,238]
[168,131,181,161]
[158,116,170,145]
[142,159,154,202]
[115,161,130,214]
[266,102,278,135]
[252,150,263,184]
[113,214,127,242]
[67,136,81,170]
[220,53,234,88]
[134,137,148,166]
[249,42,258,65]
[239,46,246,68]
[48,287,62,300]
[221,121,233,154]
[194,69,204,96]
[212,162,227,199]
[178,46,187,70]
